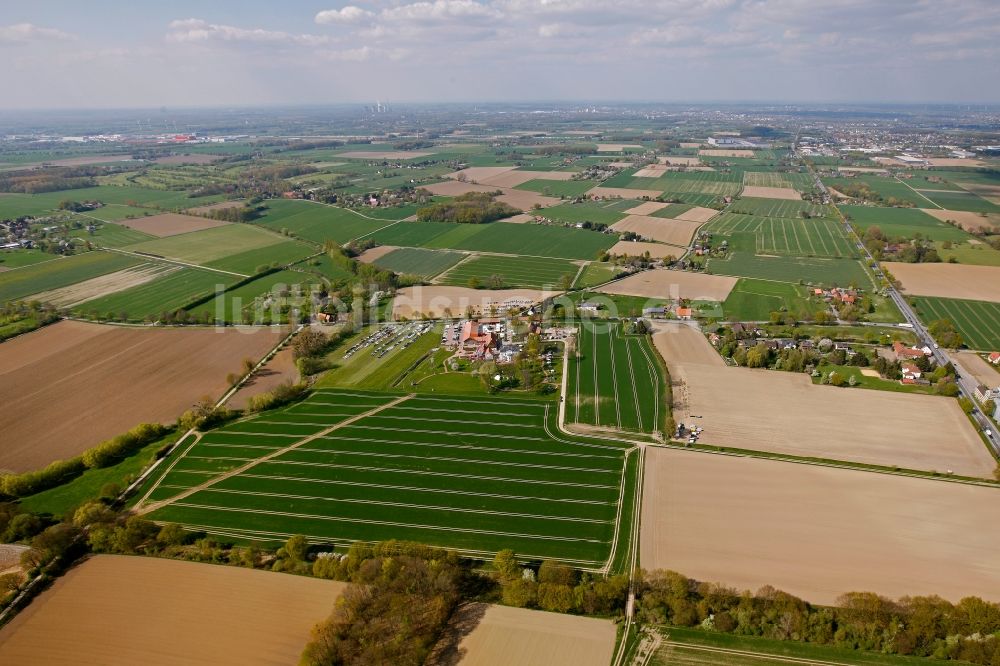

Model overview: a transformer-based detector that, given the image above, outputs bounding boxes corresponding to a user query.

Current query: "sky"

[1,0,999,109]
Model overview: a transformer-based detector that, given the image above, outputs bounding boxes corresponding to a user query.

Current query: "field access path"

[136,394,414,516]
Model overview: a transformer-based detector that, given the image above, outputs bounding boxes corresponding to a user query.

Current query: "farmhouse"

[459,318,504,359]
[902,362,922,380]
[892,341,926,361]
[989,352,1000,365]
[674,306,693,320]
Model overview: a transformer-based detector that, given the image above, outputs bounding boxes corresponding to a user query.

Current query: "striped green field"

[704,213,856,258]
[440,254,580,289]
[707,252,870,288]
[369,247,466,278]
[0,250,142,302]
[78,267,236,320]
[729,197,830,219]
[140,389,630,566]
[911,296,1000,350]
[568,322,666,435]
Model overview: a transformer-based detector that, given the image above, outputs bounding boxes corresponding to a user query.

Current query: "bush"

[0,457,86,498]
[245,382,308,413]
[81,423,169,469]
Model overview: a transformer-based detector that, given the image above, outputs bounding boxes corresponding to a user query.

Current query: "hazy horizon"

[2,0,999,110]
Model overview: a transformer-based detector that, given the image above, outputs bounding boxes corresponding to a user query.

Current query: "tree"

[493,549,519,581]
[292,328,329,359]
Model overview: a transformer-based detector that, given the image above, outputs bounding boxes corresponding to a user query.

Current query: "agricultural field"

[391,286,559,319]
[839,204,971,242]
[575,262,620,288]
[598,269,738,302]
[111,212,230,237]
[823,176,930,207]
[886,262,1000,303]
[204,239,315,275]
[440,254,581,289]
[188,270,322,323]
[438,603,616,666]
[123,224,306,273]
[0,249,59,270]
[917,189,1000,213]
[729,197,829,218]
[653,324,995,477]
[567,322,666,435]
[368,247,466,278]
[514,179,598,198]
[911,296,1000,350]
[0,555,344,665]
[425,222,616,260]
[78,267,236,320]
[641,447,1000,605]
[707,252,870,287]
[540,200,631,225]
[0,250,142,302]
[721,278,813,320]
[704,213,856,258]
[0,320,285,472]
[76,221,156,247]
[254,199,398,244]
[138,389,630,566]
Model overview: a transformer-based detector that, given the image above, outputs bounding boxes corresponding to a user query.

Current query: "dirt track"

[0,320,285,472]
[886,262,1000,303]
[641,447,1000,605]
[0,555,344,665]
[430,603,615,666]
[652,324,996,477]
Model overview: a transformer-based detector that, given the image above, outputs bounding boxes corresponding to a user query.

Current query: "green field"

[823,176,930,207]
[917,189,1000,213]
[428,222,616,260]
[141,387,628,565]
[911,296,1000,350]
[721,278,813,320]
[124,224,291,271]
[79,267,236,320]
[188,270,321,323]
[77,222,156,248]
[729,197,829,219]
[705,213,856,258]
[707,252,870,288]
[369,247,466,278]
[440,254,580,289]
[575,262,620,288]
[318,323,442,390]
[0,250,142,302]
[255,199,398,244]
[0,186,224,220]
[0,249,57,270]
[838,204,971,242]
[515,179,598,198]
[204,239,315,274]
[934,240,1000,266]
[567,322,666,435]
[540,201,631,225]
[367,220,460,247]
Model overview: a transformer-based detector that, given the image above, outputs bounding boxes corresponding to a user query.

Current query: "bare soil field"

[699,149,755,158]
[675,206,719,223]
[117,212,231,237]
[338,150,434,159]
[653,325,995,477]
[650,322,726,366]
[609,241,682,259]
[0,555,345,665]
[954,351,1000,388]
[356,245,400,264]
[35,155,135,168]
[495,189,560,211]
[886,262,1000,303]
[598,270,737,301]
[392,286,559,319]
[659,157,702,166]
[228,347,301,410]
[152,154,224,165]
[185,200,245,215]
[642,446,1000,605]
[0,320,285,472]
[957,182,1000,205]
[610,215,702,247]
[633,165,671,178]
[680,142,703,148]
[596,143,643,152]
[28,264,177,308]
[498,213,534,224]
[587,186,663,200]
[926,158,989,168]
[421,181,499,197]
[446,167,517,182]
[920,208,999,232]
[740,186,802,200]
[430,603,615,666]
[448,169,575,189]
[625,201,670,215]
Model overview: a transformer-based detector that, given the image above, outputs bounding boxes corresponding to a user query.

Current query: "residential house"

[674,306,693,320]
[974,384,994,404]
[988,352,1000,365]
[892,341,925,361]
[901,362,922,380]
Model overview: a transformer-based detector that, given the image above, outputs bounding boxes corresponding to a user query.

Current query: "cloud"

[0,23,74,43]
[315,6,374,25]
[166,18,330,46]
[380,0,502,23]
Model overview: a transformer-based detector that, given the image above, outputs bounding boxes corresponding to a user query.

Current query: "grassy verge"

[18,433,179,518]
[654,626,955,665]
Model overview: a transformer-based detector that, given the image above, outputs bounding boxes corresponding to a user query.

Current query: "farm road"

[136,393,414,516]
